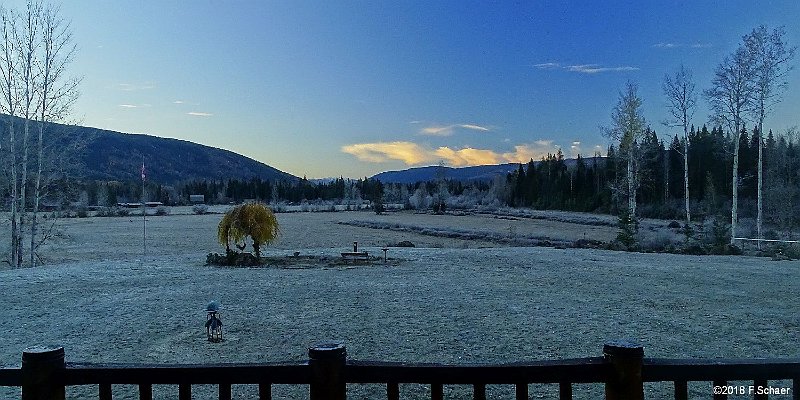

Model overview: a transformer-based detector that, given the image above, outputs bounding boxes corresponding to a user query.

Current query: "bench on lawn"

[341,251,369,262]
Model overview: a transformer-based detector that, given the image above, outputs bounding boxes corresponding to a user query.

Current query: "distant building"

[189,194,205,204]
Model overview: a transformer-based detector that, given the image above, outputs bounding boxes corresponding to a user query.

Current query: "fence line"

[734,237,800,244]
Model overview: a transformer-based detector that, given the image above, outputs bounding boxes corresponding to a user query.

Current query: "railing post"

[309,343,346,400]
[603,340,643,400]
[22,345,66,400]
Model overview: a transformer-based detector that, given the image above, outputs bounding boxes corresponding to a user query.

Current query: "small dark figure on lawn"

[205,301,223,342]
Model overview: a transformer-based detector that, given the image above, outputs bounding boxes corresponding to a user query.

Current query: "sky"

[6,1,800,178]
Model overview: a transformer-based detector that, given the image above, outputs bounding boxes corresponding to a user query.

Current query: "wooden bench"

[341,251,369,262]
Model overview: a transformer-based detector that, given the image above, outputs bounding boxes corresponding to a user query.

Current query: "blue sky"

[11,1,800,178]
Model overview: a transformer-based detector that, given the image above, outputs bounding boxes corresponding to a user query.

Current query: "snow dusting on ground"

[1,210,797,399]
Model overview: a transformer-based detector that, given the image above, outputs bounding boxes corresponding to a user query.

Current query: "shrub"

[218,202,280,258]
[614,211,638,250]
[116,208,130,217]
[76,208,88,218]
[782,243,800,260]
[192,204,209,215]
[155,206,169,216]
[374,198,385,215]
[668,220,681,229]
[207,249,260,266]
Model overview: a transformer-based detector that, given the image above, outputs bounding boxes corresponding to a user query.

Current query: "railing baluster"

[473,383,486,400]
[258,383,272,400]
[515,383,528,400]
[219,382,232,400]
[179,383,191,400]
[431,383,443,400]
[753,380,768,400]
[139,383,152,400]
[673,380,687,400]
[99,383,112,400]
[386,382,399,400]
[713,380,727,400]
[794,378,799,400]
[559,382,572,399]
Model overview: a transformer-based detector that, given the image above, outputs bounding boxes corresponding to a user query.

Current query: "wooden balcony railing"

[1,341,798,399]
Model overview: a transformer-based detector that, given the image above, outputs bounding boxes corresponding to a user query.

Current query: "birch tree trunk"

[31,3,78,267]
[0,7,21,267]
[743,25,796,250]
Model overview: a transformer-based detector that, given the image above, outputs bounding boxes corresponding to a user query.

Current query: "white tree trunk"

[756,125,763,250]
[627,149,636,218]
[684,135,690,224]
[731,124,740,245]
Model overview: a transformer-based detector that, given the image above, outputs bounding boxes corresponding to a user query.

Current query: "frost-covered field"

[1,210,797,399]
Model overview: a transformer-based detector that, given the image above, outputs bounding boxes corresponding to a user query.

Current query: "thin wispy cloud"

[118,104,138,108]
[653,42,681,48]
[534,62,638,74]
[532,62,561,70]
[566,64,639,74]
[114,82,156,91]
[420,123,491,136]
[187,112,213,117]
[653,42,712,49]
[173,100,185,104]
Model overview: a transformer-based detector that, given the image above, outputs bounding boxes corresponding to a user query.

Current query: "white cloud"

[114,82,156,91]
[653,42,681,48]
[118,104,138,108]
[343,139,567,167]
[187,112,213,117]
[434,147,500,166]
[566,64,639,74]
[570,141,582,157]
[534,62,639,74]
[173,100,185,104]
[690,43,712,48]
[420,123,491,136]
[501,141,559,163]
[341,141,432,164]
[533,62,561,70]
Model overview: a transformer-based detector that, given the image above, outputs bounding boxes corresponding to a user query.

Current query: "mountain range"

[2,116,602,185]
[0,116,298,185]
[370,156,605,184]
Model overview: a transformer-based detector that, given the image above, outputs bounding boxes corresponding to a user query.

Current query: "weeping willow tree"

[217,203,280,258]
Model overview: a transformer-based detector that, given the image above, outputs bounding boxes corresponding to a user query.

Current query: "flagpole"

[142,158,146,262]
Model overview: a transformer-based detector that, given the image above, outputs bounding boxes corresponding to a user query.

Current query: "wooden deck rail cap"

[603,340,644,358]
[22,346,65,363]
[309,344,347,360]
[22,346,65,400]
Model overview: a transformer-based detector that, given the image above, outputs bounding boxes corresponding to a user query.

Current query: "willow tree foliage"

[217,203,280,258]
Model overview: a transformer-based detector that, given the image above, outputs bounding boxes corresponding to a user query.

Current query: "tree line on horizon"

[80,118,800,238]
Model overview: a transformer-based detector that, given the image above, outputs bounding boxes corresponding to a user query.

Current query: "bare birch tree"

[705,45,756,245]
[662,65,697,225]
[606,82,646,226]
[0,6,20,266]
[12,1,43,268]
[743,25,795,247]
[30,2,80,266]
[1,1,78,267]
